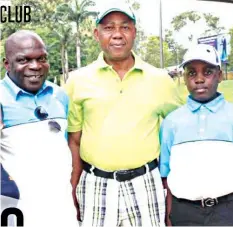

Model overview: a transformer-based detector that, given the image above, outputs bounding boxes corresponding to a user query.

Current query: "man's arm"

[64,75,84,186]
[68,131,83,188]
[162,178,172,226]
[159,118,174,226]
[68,130,82,221]
[64,73,84,220]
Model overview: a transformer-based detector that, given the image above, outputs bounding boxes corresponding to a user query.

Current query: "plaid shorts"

[76,167,165,227]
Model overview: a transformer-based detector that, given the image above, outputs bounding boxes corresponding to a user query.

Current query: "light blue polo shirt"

[0,74,68,128]
[0,75,78,226]
[159,94,233,199]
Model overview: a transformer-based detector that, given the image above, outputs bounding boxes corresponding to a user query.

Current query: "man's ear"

[94,28,99,42]
[218,69,223,83]
[3,58,10,72]
[183,71,187,85]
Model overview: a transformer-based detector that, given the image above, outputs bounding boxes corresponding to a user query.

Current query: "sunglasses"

[34,106,61,132]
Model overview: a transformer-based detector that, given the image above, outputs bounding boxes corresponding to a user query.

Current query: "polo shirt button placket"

[199,106,206,140]
[119,83,123,94]
[199,130,205,140]
[199,128,204,133]
[200,115,206,120]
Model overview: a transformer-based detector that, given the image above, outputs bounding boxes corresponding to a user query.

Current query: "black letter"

[24,6,31,22]
[8,6,15,22]
[15,6,22,23]
[1,207,24,226]
[0,6,7,23]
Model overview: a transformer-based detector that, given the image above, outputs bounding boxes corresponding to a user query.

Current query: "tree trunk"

[61,45,65,84]
[76,24,81,69]
[61,44,69,84]
[64,48,69,82]
[76,36,81,69]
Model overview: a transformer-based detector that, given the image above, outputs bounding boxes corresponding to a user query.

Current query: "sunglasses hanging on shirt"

[34,106,61,132]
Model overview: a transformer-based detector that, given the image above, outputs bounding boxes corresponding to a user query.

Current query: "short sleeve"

[64,76,83,132]
[59,87,69,118]
[159,117,174,177]
[158,76,184,118]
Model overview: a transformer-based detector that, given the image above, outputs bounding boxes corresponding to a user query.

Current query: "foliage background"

[1,0,233,86]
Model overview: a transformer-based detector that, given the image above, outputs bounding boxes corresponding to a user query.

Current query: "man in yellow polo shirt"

[65,1,183,226]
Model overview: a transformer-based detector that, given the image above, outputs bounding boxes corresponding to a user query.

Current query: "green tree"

[166,11,227,69]
[171,11,201,33]
[202,13,224,36]
[164,29,186,67]
[0,0,65,37]
[140,36,173,68]
[80,18,100,66]
[54,0,97,68]
[170,11,225,41]
[33,26,64,83]
[51,24,74,83]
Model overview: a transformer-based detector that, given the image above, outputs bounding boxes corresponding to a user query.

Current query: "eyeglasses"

[34,106,61,132]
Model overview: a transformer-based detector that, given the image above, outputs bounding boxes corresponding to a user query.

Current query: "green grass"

[218,80,233,102]
[175,78,233,103]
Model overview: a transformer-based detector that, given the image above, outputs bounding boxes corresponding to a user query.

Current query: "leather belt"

[82,159,158,182]
[175,192,233,207]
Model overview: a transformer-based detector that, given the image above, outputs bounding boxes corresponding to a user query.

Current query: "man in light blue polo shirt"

[0,30,78,227]
[159,44,233,226]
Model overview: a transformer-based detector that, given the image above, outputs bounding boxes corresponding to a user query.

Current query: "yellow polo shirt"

[65,52,183,171]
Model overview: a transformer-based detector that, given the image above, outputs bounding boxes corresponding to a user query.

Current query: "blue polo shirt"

[0,75,78,226]
[159,94,233,199]
[0,75,69,199]
[0,74,68,128]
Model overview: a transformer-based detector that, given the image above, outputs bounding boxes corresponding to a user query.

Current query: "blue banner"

[198,34,231,63]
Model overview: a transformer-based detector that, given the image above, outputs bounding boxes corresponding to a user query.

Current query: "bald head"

[4,30,49,94]
[5,30,46,59]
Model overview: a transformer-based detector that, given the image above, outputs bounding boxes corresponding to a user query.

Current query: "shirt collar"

[3,73,53,100]
[96,51,144,71]
[187,93,224,113]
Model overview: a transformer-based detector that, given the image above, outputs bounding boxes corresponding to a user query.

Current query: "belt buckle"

[201,198,218,207]
[113,170,136,182]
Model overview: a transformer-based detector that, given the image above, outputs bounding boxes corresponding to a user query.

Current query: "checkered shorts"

[76,167,165,227]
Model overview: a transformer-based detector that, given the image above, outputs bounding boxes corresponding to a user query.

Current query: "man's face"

[94,12,136,62]
[4,37,49,94]
[184,60,223,103]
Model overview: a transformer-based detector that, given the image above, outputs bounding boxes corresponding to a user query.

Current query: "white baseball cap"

[180,44,221,69]
[96,1,136,25]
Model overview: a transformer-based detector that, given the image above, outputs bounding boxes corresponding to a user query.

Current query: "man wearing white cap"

[65,1,182,226]
[159,44,233,225]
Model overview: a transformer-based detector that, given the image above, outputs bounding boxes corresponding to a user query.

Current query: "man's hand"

[166,216,172,226]
[70,171,81,221]
[162,178,173,226]
[68,131,83,221]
